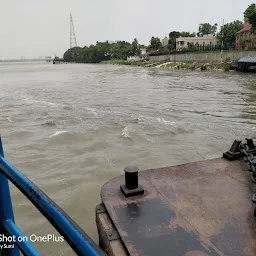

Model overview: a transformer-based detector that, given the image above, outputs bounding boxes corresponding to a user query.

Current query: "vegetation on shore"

[63,40,141,63]
[244,3,256,33]
[102,59,231,72]
[63,4,255,64]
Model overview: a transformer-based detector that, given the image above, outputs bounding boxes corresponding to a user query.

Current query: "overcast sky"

[0,0,253,59]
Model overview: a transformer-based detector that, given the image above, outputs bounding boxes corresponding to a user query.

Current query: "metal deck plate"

[101,158,256,256]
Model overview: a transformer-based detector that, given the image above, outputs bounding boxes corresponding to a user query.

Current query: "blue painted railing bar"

[0,137,105,256]
[4,219,40,256]
[0,136,20,256]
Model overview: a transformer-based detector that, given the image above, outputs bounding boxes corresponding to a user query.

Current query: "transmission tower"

[70,13,77,48]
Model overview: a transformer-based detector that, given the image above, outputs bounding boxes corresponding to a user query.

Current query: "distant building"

[176,34,218,49]
[140,47,147,57]
[236,22,256,50]
[127,47,148,62]
[161,36,169,46]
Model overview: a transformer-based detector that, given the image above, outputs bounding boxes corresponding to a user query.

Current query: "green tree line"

[151,3,256,52]
[64,3,256,62]
[63,39,140,63]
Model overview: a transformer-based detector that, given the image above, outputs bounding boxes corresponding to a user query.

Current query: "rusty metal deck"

[100,158,256,256]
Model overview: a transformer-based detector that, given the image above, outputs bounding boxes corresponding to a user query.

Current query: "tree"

[239,37,255,50]
[131,38,140,56]
[110,41,133,59]
[63,40,134,63]
[239,37,249,50]
[168,31,181,50]
[95,41,111,58]
[197,23,218,37]
[167,31,196,50]
[63,47,83,62]
[150,37,162,50]
[244,3,256,32]
[180,32,196,37]
[217,20,243,49]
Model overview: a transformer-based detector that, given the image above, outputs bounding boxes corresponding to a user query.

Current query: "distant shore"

[101,59,231,72]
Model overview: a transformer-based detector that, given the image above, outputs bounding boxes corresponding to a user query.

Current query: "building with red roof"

[236,22,256,50]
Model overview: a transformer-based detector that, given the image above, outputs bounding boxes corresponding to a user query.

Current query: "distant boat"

[53,56,64,64]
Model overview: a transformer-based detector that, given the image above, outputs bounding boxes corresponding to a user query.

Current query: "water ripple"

[1,62,256,255]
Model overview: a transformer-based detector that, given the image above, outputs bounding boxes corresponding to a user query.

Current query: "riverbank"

[101,59,231,72]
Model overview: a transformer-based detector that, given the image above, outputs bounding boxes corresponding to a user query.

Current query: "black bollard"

[124,166,139,190]
[223,140,242,160]
[120,166,144,198]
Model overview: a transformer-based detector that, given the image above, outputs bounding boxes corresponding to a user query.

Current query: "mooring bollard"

[120,166,144,198]
[124,166,139,190]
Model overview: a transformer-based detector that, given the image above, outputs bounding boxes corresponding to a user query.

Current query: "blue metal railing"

[0,136,105,256]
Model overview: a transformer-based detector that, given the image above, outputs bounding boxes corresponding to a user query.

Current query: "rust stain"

[243,235,256,256]
[119,230,128,237]
[178,193,222,237]
[168,215,192,233]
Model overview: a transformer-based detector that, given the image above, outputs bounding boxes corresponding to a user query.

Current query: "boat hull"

[97,157,256,256]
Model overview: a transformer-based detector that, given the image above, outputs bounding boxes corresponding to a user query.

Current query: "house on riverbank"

[236,22,256,50]
[176,34,218,49]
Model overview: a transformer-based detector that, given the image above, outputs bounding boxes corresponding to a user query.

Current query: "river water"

[0,62,256,255]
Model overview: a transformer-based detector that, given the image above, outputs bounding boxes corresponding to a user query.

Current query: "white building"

[140,48,147,56]
[161,36,169,46]
[127,48,148,62]
[176,34,218,49]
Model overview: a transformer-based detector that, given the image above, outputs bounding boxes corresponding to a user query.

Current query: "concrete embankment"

[102,50,256,72]
[148,50,256,63]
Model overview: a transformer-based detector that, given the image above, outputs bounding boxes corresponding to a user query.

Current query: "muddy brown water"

[0,62,256,255]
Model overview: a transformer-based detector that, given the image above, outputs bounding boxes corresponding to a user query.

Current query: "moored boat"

[96,139,256,256]
[236,57,256,71]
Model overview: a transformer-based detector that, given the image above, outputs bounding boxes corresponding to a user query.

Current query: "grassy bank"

[101,59,231,72]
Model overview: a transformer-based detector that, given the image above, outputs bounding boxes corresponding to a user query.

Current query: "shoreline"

[101,59,231,72]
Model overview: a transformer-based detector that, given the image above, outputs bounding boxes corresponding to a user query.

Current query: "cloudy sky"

[0,0,253,59]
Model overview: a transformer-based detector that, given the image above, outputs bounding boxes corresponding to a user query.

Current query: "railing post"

[0,136,20,256]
